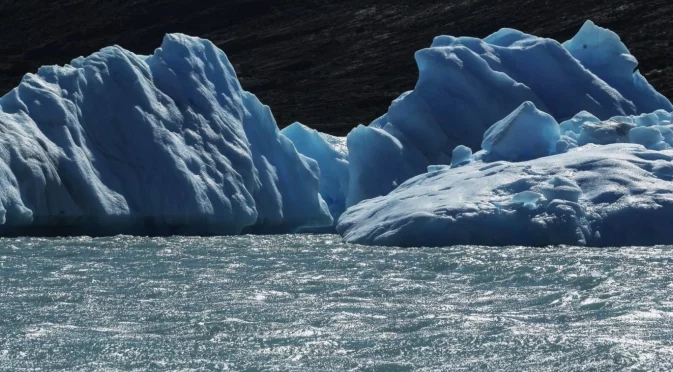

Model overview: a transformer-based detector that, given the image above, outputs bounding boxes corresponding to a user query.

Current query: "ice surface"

[510,190,545,210]
[451,145,472,167]
[337,144,673,247]
[559,110,673,149]
[563,21,673,114]
[576,120,634,146]
[281,122,349,227]
[345,21,672,206]
[481,102,560,162]
[0,34,332,235]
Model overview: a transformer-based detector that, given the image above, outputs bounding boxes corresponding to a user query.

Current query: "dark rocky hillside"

[1,0,671,135]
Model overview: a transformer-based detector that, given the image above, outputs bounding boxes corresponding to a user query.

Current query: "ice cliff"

[0,34,332,235]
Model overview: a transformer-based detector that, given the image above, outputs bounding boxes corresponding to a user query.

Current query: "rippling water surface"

[1,235,673,370]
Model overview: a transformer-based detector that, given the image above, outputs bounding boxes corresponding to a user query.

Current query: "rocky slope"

[1,0,671,134]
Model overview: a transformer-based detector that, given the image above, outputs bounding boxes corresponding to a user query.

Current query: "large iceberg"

[345,21,673,207]
[337,143,673,247]
[0,34,332,235]
[337,90,673,247]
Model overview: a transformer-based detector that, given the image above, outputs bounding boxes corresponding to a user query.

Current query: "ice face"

[481,102,560,162]
[563,20,673,114]
[345,124,422,208]
[0,34,331,235]
[337,144,673,247]
[281,122,349,229]
[345,21,672,207]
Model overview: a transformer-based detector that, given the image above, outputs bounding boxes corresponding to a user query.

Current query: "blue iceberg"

[345,21,673,206]
[560,109,673,149]
[2,20,673,245]
[0,34,332,235]
[335,20,673,247]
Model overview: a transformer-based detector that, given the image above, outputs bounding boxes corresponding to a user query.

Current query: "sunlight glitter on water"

[1,235,672,370]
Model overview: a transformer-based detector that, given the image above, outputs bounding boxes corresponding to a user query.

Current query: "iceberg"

[2,21,672,244]
[337,143,673,247]
[0,34,332,236]
[338,76,673,247]
[345,21,673,206]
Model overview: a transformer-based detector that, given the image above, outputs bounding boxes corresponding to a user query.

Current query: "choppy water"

[1,235,673,370]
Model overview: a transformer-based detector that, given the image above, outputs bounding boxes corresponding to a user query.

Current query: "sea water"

[1,235,672,370]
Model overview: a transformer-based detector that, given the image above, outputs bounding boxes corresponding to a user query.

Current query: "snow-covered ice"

[337,144,673,247]
[0,34,332,235]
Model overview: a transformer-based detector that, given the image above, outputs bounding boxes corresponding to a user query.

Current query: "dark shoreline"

[1,0,672,135]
